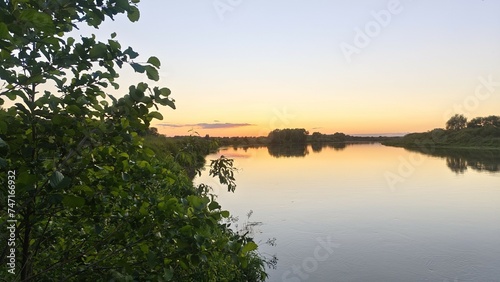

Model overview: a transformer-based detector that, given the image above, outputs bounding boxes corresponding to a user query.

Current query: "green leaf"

[124,47,139,59]
[147,56,161,68]
[143,147,155,157]
[111,32,117,38]
[49,171,65,188]
[157,97,176,109]
[220,210,230,218]
[62,195,85,208]
[139,243,149,254]
[241,241,258,255]
[145,65,159,81]
[15,103,30,115]
[127,6,140,22]
[116,0,130,9]
[121,172,130,182]
[131,63,145,73]
[139,202,149,215]
[20,9,55,33]
[130,86,144,101]
[163,267,174,281]
[0,23,10,39]
[66,105,82,115]
[0,157,7,169]
[6,90,22,100]
[208,201,221,211]
[52,115,65,125]
[160,88,171,97]
[147,251,156,267]
[0,137,8,153]
[149,111,163,120]
[89,43,108,58]
[67,37,75,46]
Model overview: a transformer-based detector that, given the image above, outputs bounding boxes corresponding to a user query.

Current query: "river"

[196,143,500,282]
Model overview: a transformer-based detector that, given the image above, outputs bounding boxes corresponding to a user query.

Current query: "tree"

[311,131,323,142]
[446,114,467,131]
[268,128,308,144]
[467,116,500,128]
[0,1,268,280]
[332,132,346,142]
[467,117,484,128]
[484,115,500,127]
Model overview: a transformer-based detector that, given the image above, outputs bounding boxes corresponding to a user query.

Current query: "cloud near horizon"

[157,122,255,129]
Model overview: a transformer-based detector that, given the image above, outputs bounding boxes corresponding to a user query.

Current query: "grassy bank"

[382,126,500,150]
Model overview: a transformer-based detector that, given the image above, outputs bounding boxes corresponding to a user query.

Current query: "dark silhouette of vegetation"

[403,147,500,174]
[467,115,500,128]
[309,132,346,143]
[446,114,467,130]
[0,1,270,280]
[194,130,397,152]
[384,115,500,150]
[311,142,323,153]
[215,136,269,147]
[268,128,308,145]
[267,144,309,158]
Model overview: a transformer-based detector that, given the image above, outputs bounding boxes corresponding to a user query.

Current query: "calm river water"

[196,143,500,282]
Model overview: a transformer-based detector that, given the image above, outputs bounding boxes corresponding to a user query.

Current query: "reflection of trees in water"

[267,144,309,158]
[446,157,467,174]
[311,142,348,153]
[269,142,356,158]
[405,147,500,174]
[447,157,500,173]
[330,143,347,151]
[311,142,323,153]
[467,160,499,172]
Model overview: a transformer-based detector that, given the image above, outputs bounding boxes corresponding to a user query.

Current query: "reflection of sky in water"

[196,144,500,282]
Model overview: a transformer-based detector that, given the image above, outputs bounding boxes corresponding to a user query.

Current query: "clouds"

[157,122,254,129]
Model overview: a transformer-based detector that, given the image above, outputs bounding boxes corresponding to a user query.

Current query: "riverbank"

[382,126,500,150]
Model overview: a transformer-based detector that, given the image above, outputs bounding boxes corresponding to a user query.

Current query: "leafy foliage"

[0,1,268,281]
[383,126,500,150]
[467,115,500,128]
[386,115,500,150]
[446,114,467,131]
[268,128,308,145]
[209,156,237,192]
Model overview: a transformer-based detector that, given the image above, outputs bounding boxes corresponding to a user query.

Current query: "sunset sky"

[80,0,500,137]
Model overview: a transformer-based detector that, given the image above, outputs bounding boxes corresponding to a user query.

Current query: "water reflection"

[198,143,500,281]
[404,147,500,174]
[267,142,353,157]
[267,144,309,158]
[268,142,378,157]
[446,157,468,174]
[223,143,500,174]
[311,142,347,152]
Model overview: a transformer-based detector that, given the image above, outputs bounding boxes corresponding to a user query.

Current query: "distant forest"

[151,128,399,147]
[384,115,500,149]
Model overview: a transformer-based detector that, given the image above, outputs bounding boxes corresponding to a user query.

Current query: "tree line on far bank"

[446,114,500,130]
[384,114,500,149]
[173,128,397,148]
